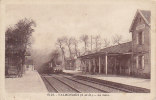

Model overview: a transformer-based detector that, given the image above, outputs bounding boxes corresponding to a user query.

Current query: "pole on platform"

[93,58,96,73]
[89,59,91,73]
[114,57,116,74]
[99,56,101,73]
[105,53,108,75]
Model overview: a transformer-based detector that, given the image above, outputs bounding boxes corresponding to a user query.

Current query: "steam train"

[52,65,63,73]
[40,64,63,74]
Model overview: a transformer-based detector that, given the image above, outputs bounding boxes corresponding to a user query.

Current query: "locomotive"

[52,65,63,73]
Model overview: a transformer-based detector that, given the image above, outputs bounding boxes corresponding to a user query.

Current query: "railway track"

[61,75,128,93]
[75,77,133,93]
[41,76,58,92]
[41,74,149,93]
[42,75,80,93]
[72,75,150,93]
[53,75,107,93]
[52,77,81,93]
[42,74,106,93]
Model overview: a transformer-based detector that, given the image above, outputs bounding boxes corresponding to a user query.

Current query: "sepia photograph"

[1,0,156,100]
[4,1,151,93]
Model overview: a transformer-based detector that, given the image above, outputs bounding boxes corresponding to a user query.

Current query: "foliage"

[5,18,36,75]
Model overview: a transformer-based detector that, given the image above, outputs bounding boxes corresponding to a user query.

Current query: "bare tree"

[103,38,110,48]
[64,37,73,59]
[56,37,64,51]
[80,34,89,53]
[112,34,122,45]
[56,37,66,67]
[93,35,101,52]
[50,49,61,66]
[71,37,79,57]
[90,35,93,51]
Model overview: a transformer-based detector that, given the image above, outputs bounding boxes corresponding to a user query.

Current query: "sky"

[5,1,151,67]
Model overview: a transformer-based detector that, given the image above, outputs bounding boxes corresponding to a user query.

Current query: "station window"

[137,31,144,45]
[139,32,142,44]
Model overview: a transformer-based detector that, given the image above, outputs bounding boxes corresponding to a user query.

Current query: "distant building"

[78,9,151,78]
[65,55,82,70]
[75,58,82,71]
[65,58,76,70]
[24,56,34,71]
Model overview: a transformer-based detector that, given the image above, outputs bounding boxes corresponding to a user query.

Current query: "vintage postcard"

[0,0,156,100]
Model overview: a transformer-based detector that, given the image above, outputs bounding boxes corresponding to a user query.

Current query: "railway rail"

[41,75,80,93]
[41,76,58,92]
[61,75,128,93]
[72,75,150,93]
[53,75,107,93]
[41,74,150,93]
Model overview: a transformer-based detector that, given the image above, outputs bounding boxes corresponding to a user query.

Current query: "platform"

[5,70,48,93]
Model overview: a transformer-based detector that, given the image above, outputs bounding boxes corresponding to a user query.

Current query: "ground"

[5,70,48,93]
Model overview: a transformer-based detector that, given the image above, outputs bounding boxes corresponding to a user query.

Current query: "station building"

[79,9,151,78]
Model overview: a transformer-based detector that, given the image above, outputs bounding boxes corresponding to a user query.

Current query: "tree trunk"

[68,45,72,59]
[61,48,65,69]
[74,44,78,57]
[21,56,25,76]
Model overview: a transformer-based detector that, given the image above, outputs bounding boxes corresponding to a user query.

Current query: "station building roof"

[100,42,132,54]
[79,41,132,59]
[129,9,151,32]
